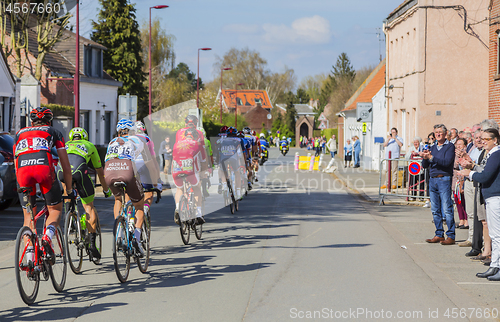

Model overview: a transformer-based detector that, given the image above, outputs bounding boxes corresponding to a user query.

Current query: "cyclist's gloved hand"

[157,183,163,191]
[66,189,77,200]
[104,189,112,198]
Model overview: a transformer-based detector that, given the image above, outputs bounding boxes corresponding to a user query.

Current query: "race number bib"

[181,158,193,171]
[32,137,49,151]
[15,139,29,156]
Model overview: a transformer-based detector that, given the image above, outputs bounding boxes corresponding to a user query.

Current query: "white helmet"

[282,136,286,140]
[259,133,265,138]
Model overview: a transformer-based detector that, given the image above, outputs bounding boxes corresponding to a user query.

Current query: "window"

[84,45,103,78]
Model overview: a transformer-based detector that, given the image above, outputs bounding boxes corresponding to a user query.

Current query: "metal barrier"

[378,156,429,205]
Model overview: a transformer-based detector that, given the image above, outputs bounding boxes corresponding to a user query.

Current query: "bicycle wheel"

[49,226,67,292]
[179,196,190,245]
[92,215,102,265]
[136,220,150,273]
[64,211,83,274]
[194,221,202,240]
[15,226,39,305]
[113,216,130,283]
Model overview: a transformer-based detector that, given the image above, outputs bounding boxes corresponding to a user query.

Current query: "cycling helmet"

[116,118,135,132]
[220,125,228,133]
[227,127,237,136]
[259,133,265,138]
[282,136,286,140]
[69,127,88,141]
[30,107,53,124]
[185,114,198,127]
[238,131,245,138]
[243,127,251,134]
[135,121,146,134]
[184,128,199,140]
[252,130,256,136]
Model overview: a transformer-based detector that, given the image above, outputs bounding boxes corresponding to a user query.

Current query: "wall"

[489,1,500,122]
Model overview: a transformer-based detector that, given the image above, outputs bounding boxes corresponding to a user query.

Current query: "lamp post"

[149,5,169,121]
[220,67,232,123]
[197,47,212,111]
[74,1,79,127]
[234,83,244,129]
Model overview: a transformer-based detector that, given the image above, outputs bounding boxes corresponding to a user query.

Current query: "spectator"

[327,135,337,159]
[322,137,326,154]
[159,135,173,174]
[421,124,455,245]
[464,131,473,152]
[423,132,436,208]
[459,128,500,280]
[450,128,458,144]
[353,136,361,168]
[453,138,469,230]
[459,129,486,254]
[314,137,321,157]
[344,139,353,168]
[381,127,403,189]
[405,136,423,159]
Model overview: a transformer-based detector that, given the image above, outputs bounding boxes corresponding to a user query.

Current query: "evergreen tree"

[92,0,147,117]
[284,92,297,136]
[168,62,200,92]
[295,88,310,104]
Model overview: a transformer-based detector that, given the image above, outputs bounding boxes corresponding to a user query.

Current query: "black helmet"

[30,107,53,124]
[185,114,198,127]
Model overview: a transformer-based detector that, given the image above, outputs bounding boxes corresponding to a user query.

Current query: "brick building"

[218,89,273,130]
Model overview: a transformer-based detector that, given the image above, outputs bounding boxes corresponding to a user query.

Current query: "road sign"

[118,94,138,121]
[318,121,327,129]
[318,113,327,121]
[362,122,367,134]
[356,102,372,122]
[408,162,422,176]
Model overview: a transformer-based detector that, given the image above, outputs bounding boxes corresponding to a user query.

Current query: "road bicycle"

[221,163,238,214]
[112,182,160,283]
[14,187,67,305]
[178,174,203,244]
[63,186,102,274]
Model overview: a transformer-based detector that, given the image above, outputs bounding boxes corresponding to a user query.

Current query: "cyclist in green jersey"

[57,127,111,259]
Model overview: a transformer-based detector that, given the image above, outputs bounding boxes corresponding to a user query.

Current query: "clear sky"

[73,0,403,88]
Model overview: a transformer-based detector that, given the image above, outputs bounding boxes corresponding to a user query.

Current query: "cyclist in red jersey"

[176,115,206,148]
[172,128,207,225]
[14,107,74,260]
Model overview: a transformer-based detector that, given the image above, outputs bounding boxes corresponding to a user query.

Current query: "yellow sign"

[362,122,367,134]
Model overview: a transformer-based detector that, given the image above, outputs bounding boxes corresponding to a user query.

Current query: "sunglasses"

[481,137,494,142]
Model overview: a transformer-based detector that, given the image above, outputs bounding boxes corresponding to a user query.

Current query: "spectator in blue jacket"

[460,128,500,280]
[420,124,456,245]
[353,136,361,168]
[344,139,353,168]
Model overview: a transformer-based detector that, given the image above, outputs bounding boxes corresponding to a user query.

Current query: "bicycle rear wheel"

[136,220,150,273]
[92,215,102,265]
[113,216,130,283]
[49,226,67,292]
[15,226,39,305]
[179,196,190,245]
[64,211,83,274]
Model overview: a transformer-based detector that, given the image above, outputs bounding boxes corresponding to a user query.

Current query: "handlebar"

[144,187,162,203]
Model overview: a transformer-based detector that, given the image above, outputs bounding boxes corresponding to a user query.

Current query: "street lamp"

[149,5,169,121]
[234,83,244,128]
[197,47,212,110]
[74,1,80,127]
[220,67,232,123]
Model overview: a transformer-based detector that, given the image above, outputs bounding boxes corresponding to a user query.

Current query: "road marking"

[299,227,322,243]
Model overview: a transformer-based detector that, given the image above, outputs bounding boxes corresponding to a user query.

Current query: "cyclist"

[172,128,207,225]
[134,121,161,216]
[104,119,155,257]
[239,130,253,190]
[259,133,270,164]
[14,107,74,262]
[57,127,112,260]
[176,115,206,148]
[251,130,260,182]
[200,128,213,198]
[216,126,245,199]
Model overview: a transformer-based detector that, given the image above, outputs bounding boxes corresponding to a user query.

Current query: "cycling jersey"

[260,139,270,148]
[104,135,145,203]
[66,140,102,168]
[14,125,66,207]
[280,140,289,147]
[172,138,207,188]
[176,127,205,146]
[135,133,157,188]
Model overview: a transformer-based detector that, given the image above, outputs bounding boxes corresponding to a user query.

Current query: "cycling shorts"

[57,154,95,204]
[173,172,199,189]
[104,159,144,203]
[16,151,62,208]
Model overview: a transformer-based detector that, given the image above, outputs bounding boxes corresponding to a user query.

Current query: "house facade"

[489,0,500,122]
[338,61,386,170]
[384,0,489,152]
[0,49,20,133]
[2,20,121,144]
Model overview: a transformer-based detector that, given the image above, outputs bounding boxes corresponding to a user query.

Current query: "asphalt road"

[0,148,487,321]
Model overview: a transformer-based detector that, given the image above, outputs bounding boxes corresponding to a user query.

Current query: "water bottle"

[80,213,87,230]
[128,216,135,234]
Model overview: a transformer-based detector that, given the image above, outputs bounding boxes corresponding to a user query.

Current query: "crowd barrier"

[294,152,324,171]
[378,157,429,205]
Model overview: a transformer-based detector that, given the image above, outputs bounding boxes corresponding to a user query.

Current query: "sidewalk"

[292,148,500,312]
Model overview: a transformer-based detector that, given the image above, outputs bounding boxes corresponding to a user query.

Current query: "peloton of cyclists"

[57,127,112,259]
